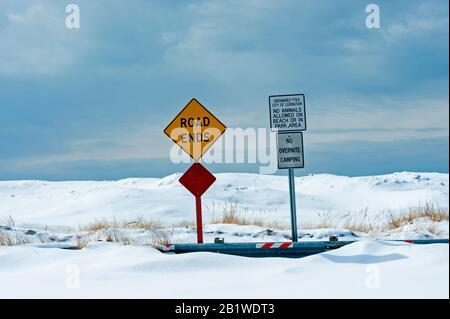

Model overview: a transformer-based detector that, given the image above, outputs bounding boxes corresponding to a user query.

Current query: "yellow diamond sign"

[164,98,226,160]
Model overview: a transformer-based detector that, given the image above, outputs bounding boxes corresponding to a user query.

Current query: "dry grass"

[105,232,131,245]
[3,201,445,248]
[80,216,172,247]
[1,215,16,227]
[426,222,446,236]
[307,201,448,235]
[75,237,89,250]
[83,219,115,232]
[342,208,375,233]
[316,210,339,229]
[0,229,30,246]
[381,202,449,231]
[121,236,131,245]
[82,216,163,232]
[206,200,448,236]
[73,232,133,249]
[172,220,196,228]
[264,220,289,230]
[147,228,173,246]
[123,216,163,230]
[207,200,285,229]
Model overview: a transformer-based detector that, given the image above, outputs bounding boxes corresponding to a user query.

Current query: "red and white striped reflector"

[256,242,293,249]
[159,244,175,251]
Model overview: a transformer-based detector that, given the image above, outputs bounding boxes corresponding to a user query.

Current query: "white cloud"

[308,98,449,143]
[12,95,448,169]
[1,0,448,172]
[383,2,449,41]
[13,124,170,167]
[161,0,289,86]
[0,3,90,76]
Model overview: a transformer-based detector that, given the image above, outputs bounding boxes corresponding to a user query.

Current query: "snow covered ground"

[0,172,448,298]
[0,241,447,298]
[0,171,448,227]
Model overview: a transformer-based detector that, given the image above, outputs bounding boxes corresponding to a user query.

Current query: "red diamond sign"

[179,163,216,197]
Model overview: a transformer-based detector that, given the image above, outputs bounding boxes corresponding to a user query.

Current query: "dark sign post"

[179,163,216,243]
[277,132,304,242]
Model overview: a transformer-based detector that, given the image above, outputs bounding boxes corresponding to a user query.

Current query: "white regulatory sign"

[269,94,306,132]
[277,132,304,169]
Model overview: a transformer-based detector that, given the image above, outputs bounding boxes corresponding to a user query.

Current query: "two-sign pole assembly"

[269,94,306,242]
[164,98,226,243]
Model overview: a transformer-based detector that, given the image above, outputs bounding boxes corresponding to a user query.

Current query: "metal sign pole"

[195,196,204,244]
[288,168,298,242]
[269,93,306,243]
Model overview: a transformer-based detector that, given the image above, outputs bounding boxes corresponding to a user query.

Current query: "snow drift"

[0,172,448,227]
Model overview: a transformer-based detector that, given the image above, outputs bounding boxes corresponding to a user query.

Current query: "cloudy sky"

[0,0,448,180]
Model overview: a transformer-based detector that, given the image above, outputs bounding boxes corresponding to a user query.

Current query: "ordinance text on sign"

[269,94,306,132]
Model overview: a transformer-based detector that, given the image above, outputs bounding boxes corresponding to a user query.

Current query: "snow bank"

[0,172,448,227]
[0,241,447,298]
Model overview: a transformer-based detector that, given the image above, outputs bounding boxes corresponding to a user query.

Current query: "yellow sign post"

[164,98,226,160]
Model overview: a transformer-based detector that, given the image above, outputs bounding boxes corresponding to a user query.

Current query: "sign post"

[195,196,203,243]
[164,98,226,243]
[288,168,298,242]
[270,94,306,242]
[276,131,304,242]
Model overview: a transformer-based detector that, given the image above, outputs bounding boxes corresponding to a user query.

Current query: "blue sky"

[0,0,448,180]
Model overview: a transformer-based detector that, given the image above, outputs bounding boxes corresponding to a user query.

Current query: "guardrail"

[156,239,449,258]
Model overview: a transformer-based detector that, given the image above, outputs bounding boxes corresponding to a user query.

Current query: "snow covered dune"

[0,172,448,227]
